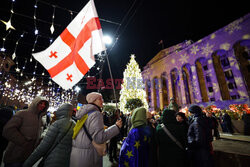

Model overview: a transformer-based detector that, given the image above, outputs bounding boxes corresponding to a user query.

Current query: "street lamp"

[103,35,112,45]
[74,86,81,93]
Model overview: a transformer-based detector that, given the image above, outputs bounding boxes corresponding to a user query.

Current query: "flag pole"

[104,51,119,113]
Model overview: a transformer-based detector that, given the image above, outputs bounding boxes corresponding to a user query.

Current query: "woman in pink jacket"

[70,92,122,167]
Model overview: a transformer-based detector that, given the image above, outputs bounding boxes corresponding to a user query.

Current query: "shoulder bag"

[83,124,107,156]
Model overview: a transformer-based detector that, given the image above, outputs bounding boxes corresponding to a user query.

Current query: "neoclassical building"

[142,13,250,110]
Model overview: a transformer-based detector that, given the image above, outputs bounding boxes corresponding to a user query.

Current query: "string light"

[1,30,12,52]
[69,10,73,21]
[33,0,38,35]
[50,6,56,34]
[0,74,76,108]
[33,62,38,75]
[32,35,39,52]
[42,69,45,76]
[20,59,27,77]
[49,38,53,43]
[30,35,39,62]
[15,58,20,73]
[12,32,26,60]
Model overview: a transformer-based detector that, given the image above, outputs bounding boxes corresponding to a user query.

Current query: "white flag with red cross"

[32,0,106,90]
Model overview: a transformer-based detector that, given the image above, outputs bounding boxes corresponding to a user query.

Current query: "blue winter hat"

[188,105,202,114]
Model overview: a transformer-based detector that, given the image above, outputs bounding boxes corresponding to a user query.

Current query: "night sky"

[0,0,249,89]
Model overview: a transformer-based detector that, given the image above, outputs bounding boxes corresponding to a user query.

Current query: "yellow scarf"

[72,114,88,139]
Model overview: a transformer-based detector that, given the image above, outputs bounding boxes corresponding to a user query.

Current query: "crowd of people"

[0,93,230,167]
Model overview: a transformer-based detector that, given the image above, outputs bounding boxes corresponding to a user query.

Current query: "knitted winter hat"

[188,105,202,114]
[86,92,102,103]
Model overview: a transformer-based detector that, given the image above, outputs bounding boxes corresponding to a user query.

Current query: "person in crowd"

[2,96,49,167]
[206,111,220,139]
[103,111,110,127]
[167,97,180,112]
[221,112,234,134]
[0,106,14,164]
[46,111,51,126]
[147,111,157,129]
[176,112,189,136]
[187,105,214,167]
[119,107,152,167]
[125,113,132,136]
[119,111,127,139]
[109,109,120,162]
[242,111,250,136]
[71,108,78,122]
[23,103,75,167]
[156,109,187,167]
[146,111,158,167]
[70,92,122,167]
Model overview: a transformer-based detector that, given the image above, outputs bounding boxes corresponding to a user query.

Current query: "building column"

[168,73,173,99]
[180,69,186,105]
[188,72,195,104]
[207,58,222,101]
[159,77,164,110]
[149,78,153,110]
[191,65,202,103]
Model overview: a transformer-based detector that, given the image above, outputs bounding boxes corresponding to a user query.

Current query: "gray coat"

[2,96,49,164]
[70,104,120,167]
[23,104,75,167]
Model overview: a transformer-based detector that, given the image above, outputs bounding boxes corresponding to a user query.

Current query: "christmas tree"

[119,54,148,114]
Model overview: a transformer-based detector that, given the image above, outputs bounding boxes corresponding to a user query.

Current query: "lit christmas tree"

[119,54,148,114]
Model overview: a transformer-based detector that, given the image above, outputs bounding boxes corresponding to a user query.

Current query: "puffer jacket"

[23,103,75,167]
[2,96,49,164]
[70,103,120,167]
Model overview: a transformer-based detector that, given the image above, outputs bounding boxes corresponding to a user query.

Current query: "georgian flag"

[33,0,106,90]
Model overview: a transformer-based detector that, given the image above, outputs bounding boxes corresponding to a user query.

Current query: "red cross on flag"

[32,0,106,90]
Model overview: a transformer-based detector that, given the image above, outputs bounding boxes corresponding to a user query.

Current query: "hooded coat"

[156,109,187,167]
[2,96,49,164]
[23,103,75,167]
[119,107,152,167]
[70,103,120,167]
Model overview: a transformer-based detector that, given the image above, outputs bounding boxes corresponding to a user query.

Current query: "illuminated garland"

[119,54,148,114]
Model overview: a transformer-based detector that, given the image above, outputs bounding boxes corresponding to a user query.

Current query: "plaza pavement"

[1,134,250,167]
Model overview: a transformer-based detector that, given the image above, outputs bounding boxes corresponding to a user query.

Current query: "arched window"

[212,50,231,100]
[234,40,250,96]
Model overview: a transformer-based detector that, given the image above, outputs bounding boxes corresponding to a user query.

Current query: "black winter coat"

[187,114,214,167]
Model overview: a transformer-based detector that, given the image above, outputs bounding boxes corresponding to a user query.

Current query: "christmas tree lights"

[119,54,148,114]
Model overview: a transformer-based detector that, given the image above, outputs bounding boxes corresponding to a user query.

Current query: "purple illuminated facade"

[142,13,250,110]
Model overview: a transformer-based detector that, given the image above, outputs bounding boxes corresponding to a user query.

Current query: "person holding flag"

[70,92,122,167]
